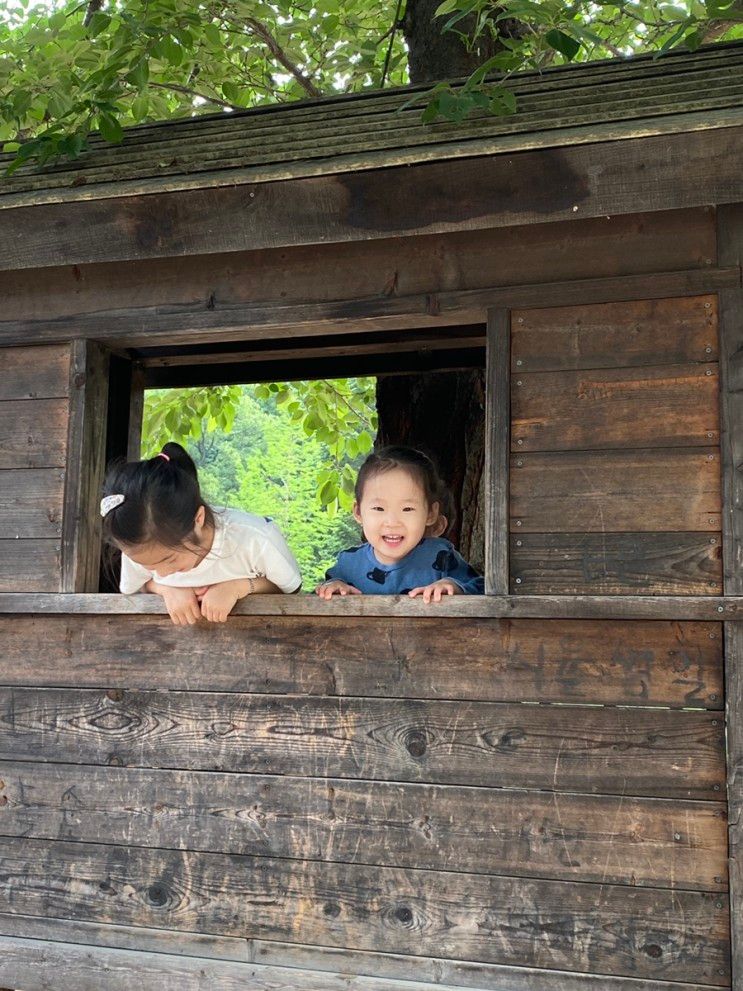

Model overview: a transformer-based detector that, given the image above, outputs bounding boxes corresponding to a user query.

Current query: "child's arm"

[408,544,484,603]
[200,577,279,623]
[315,550,361,598]
[144,579,203,626]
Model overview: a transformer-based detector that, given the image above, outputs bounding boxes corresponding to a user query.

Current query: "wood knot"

[405,729,427,758]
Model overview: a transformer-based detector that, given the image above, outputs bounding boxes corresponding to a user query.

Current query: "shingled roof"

[1,40,742,209]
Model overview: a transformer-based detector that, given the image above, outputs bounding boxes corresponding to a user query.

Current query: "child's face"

[353,468,438,565]
[122,506,209,577]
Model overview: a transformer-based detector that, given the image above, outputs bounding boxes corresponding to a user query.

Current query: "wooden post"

[484,308,510,595]
[718,203,743,990]
[61,340,110,592]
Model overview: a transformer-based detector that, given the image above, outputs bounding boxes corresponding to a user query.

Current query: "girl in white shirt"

[101,442,301,625]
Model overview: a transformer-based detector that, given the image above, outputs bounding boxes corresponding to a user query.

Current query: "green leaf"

[127,59,150,91]
[97,113,123,144]
[545,28,581,60]
[87,11,111,38]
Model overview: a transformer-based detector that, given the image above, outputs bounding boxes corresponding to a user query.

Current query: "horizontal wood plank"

[0,934,728,991]
[0,127,740,271]
[1,591,743,620]
[0,344,70,400]
[0,688,725,797]
[0,399,68,468]
[510,448,721,532]
[2,210,715,325]
[511,532,722,595]
[0,469,65,538]
[0,540,61,592]
[512,363,720,452]
[0,615,724,708]
[0,917,726,991]
[0,760,726,890]
[0,838,729,983]
[511,296,718,371]
[0,268,738,351]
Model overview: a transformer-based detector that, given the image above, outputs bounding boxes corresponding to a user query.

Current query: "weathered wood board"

[0,615,724,708]
[0,837,730,984]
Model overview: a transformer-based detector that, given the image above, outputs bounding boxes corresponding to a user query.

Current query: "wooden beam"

[0,933,724,991]
[0,591,742,620]
[717,202,743,991]
[485,309,510,594]
[0,266,736,350]
[1,127,742,272]
[60,341,110,592]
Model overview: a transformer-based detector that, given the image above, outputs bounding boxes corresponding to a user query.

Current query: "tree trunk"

[374,0,504,568]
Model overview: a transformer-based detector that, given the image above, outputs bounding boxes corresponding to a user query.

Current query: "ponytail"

[101,442,214,551]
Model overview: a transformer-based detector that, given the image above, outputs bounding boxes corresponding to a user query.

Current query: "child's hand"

[315,580,361,599]
[408,579,461,603]
[200,581,243,623]
[157,585,203,626]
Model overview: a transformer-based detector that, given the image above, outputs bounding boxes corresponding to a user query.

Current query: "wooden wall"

[0,612,730,989]
[510,295,723,594]
[0,344,69,591]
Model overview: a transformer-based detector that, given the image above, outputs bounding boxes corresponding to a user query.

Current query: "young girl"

[316,446,484,603]
[101,442,301,625]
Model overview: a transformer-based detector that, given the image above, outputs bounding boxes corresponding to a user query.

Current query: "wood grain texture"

[511,532,722,595]
[511,296,718,371]
[717,203,743,991]
[0,344,70,399]
[511,363,720,452]
[510,448,721,532]
[0,269,737,352]
[0,591,742,619]
[0,469,65,537]
[0,541,61,592]
[0,210,716,327]
[0,126,741,271]
[0,615,724,708]
[61,341,109,592]
[0,688,725,797]
[0,760,727,890]
[0,838,729,983]
[0,398,68,468]
[485,309,510,594]
[0,934,728,991]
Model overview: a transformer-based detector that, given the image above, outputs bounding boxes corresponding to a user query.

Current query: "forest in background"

[142,383,374,589]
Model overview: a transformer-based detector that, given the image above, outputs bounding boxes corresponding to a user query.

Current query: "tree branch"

[149,81,243,111]
[243,16,322,97]
[83,0,104,28]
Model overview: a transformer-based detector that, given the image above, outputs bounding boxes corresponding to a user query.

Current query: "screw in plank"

[713,784,720,791]
[516,460,523,467]
[718,606,724,612]
[517,317,524,324]
[515,540,522,547]
[515,578,522,584]
[515,520,522,527]
[716,902,724,909]
[516,359,523,366]
[704,302,712,308]
[710,696,718,703]
[709,538,716,545]
[673,832,682,841]
[516,380,522,387]
[705,369,713,376]
[705,346,713,353]
[516,439,523,446]
[709,518,716,524]
[715,877,724,884]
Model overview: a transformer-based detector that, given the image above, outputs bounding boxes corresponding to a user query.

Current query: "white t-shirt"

[119,507,301,595]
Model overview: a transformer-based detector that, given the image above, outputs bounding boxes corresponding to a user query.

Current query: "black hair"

[101,442,215,552]
[355,445,453,534]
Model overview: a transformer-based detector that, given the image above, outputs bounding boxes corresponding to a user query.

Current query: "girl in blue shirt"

[316,446,484,602]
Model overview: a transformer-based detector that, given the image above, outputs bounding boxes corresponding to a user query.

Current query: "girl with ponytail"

[101,443,301,624]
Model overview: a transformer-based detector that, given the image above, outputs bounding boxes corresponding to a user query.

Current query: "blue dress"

[324,538,484,595]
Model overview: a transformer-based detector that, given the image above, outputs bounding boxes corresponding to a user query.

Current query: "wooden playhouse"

[0,40,742,991]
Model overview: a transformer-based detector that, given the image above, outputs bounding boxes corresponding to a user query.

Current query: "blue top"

[325,538,484,595]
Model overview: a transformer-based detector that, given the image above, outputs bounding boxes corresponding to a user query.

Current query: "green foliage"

[143,385,370,588]
[143,376,375,513]
[2,0,742,169]
[408,0,743,123]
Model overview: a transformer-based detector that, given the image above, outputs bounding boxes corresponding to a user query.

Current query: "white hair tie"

[101,494,125,517]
